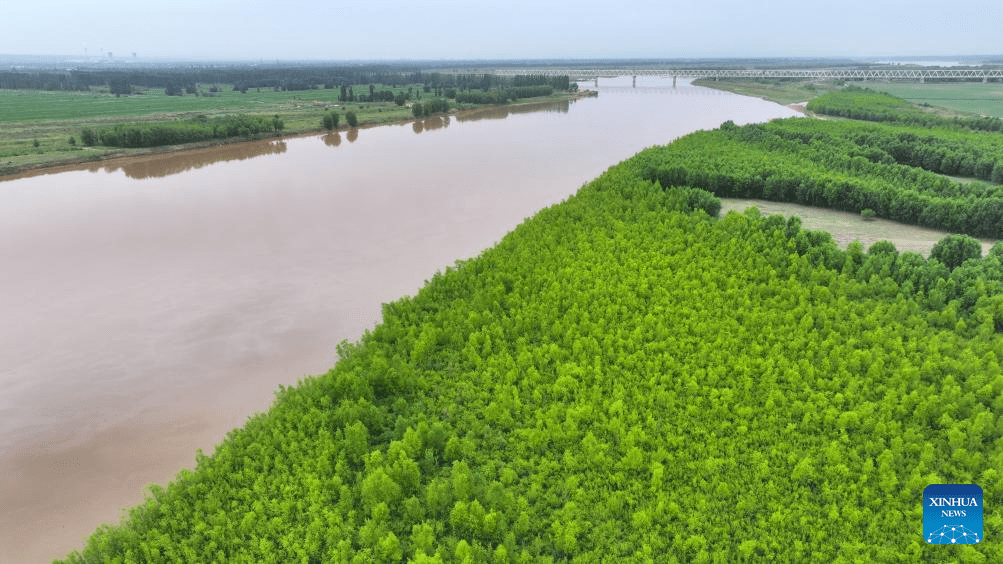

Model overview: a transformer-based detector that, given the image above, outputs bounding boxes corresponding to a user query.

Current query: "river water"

[0,77,798,562]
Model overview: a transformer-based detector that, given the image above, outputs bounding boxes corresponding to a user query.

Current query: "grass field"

[691,79,842,105]
[870,83,1003,118]
[694,79,1003,121]
[0,84,420,123]
[0,85,576,176]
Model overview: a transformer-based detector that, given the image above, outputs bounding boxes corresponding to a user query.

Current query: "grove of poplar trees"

[632,116,1003,237]
[57,128,1003,561]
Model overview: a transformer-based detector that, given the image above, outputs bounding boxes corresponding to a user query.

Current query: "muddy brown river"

[0,78,798,562]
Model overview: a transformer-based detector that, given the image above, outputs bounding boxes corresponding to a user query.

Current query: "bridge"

[447,68,1003,86]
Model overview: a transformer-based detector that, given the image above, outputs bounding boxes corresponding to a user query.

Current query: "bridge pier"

[633,75,636,88]
[595,78,599,88]
[920,77,925,84]
[984,77,989,84]
[673,75,676,88]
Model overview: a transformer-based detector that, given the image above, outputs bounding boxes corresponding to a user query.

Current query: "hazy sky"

[2,0,1000,61]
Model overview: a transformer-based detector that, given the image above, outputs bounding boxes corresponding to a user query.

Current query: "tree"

[868,241,898,256]
[109,78,131,96]
[930,234,982,270]
[323,112,341,130]
[412,103,424,118]
[991,162,1003,184]
[346,111,358,127]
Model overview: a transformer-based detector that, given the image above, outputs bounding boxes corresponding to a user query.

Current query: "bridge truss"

[459,68,1003,82]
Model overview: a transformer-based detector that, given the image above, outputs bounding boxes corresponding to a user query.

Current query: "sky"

[1,0,1001,62]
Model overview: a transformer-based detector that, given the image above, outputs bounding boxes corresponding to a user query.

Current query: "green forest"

[59,93,1003,560]
[634,117,1003,236]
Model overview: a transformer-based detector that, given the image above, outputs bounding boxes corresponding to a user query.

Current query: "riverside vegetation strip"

[0,79,576,176]
[59,107,1003,559]
[691,78,841,106]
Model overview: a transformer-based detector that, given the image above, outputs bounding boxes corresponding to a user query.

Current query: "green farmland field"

[0,85,407,123]
[873,83,1003,119]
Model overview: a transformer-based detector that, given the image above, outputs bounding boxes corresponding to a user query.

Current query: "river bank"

[0,91,591,180]
[692,77,837,106]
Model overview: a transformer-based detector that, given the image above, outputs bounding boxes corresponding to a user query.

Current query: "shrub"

[664,186,722,217]
[931,234,982,270]
[868,240,898,255]
[861,208,876,220]
[346,111,358,127]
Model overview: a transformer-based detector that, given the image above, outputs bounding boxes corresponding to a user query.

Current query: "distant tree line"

[511,74,571,90]
[454,85,555,104]
[0,66,573,97]
[411,99,449,118]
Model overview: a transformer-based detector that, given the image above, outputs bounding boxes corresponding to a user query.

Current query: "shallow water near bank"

[1,77,803,562]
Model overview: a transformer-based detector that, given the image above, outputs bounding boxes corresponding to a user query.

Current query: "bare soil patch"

[721,198,997,257]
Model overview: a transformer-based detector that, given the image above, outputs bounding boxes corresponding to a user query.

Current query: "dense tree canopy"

[58,138,1003,562]
[87,115,283,148]
[632,117,1003,237]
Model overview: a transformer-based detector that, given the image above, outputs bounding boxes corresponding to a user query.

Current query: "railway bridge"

[450,68,1003,87]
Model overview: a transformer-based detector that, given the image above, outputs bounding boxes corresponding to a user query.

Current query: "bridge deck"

[445,68,1003,81]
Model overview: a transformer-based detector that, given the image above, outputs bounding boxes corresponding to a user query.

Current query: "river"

[0,77,798,562]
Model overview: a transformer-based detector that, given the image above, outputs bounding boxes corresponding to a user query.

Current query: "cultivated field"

[870,82,1003,119]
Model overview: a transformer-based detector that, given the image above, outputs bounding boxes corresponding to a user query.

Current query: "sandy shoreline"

[785,100,809,113]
